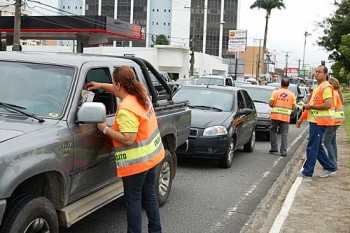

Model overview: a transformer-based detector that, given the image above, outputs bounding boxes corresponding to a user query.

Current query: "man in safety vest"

[296,65,336,178]
[269,78,296,157]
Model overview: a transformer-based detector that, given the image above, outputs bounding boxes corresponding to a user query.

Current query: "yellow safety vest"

[307,81,335,126]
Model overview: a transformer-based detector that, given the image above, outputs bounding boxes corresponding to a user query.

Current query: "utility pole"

[254,38,263,79]
[12,0,22,51]
[302,31,311,72]
[186,5,201,78]
[189,26,196,78]
[282,51,292,77]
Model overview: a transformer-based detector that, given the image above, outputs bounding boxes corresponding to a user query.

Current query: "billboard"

[228,30,247,52]
[263,51,275,64]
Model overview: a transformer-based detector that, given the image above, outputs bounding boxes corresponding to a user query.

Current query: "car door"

[241,90,257,142]
[234,91,248,146]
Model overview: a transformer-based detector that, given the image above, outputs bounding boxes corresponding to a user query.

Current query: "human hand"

[85,81,100,91]
[97,122,108,132]
[296,119,302,128]
[304,104,311,110]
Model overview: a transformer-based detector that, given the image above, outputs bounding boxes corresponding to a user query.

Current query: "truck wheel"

[1,194,58,233]
[154,149,173,206]
[244,129,256,152]
[218,137,235,168]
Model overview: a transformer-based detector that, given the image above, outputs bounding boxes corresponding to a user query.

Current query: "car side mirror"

[238,108,254,116]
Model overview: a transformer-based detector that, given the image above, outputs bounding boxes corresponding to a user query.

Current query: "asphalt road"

[60,123,308,233]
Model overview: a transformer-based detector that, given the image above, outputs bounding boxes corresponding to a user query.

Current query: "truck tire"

[154,149,173,206]
[1,194,58,233]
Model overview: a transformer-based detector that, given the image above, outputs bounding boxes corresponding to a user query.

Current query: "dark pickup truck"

[0,52,191,232]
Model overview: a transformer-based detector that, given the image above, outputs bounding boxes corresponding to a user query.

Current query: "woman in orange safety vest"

[322,77,345,169]
[86,66,164,233]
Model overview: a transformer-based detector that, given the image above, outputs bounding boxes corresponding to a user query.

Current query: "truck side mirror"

[77,102,106,123]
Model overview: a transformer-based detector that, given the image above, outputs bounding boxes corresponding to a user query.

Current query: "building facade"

[82,0,238,57]
[58,0,83,47]
[190,0,239,58]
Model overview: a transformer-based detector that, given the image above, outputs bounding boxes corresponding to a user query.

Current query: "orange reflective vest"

[308,81,335,126]
[270,88,296,122]
[334,91,345,125]
[112,95,165,177]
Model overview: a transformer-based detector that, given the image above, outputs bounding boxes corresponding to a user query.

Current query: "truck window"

[86,68,116,115]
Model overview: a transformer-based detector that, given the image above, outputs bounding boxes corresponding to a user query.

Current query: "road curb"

[240,130,308,233]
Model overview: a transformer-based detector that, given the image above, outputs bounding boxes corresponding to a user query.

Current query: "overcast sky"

[28,0,336,69]
[240,0,336,69]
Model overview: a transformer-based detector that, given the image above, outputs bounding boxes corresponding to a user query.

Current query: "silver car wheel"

[227,140,234,163]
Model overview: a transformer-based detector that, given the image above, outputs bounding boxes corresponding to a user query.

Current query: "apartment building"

[81,0,238,58]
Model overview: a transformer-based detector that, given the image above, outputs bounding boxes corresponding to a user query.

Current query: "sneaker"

[318,170,336,178]
[297,171,312,179]
[280,153,287,157]
[269,149,278,154]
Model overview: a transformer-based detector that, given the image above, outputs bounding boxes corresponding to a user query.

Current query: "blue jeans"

[270,120,289,155]
[323,125,340,169]
[303,122,336,177]
[122,167,162,233]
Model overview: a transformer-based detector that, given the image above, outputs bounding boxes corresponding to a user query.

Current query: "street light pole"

[302,31,311,72]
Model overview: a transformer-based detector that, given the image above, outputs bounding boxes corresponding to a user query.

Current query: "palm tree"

[250,0,286,73]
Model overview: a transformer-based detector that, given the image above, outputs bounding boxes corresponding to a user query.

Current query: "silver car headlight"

[257,113,270,119]
[203,126,228,136]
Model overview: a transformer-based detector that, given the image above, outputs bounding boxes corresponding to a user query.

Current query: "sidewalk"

[241,125,350,233]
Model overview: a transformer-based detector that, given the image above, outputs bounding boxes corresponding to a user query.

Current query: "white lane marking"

[268,127,309,233]
[209,127,309,232]
[268,177,303,233]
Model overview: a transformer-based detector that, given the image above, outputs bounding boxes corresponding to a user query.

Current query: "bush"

[341,83,349,93]
[343,93,350,144]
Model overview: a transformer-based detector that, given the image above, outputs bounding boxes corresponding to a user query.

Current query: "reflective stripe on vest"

[271,107,292,115]
[114,130,162,167]
[334,91,345,125]
[309,81,335,126]
[335,110,345,124]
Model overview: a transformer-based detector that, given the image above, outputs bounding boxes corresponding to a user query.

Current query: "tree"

[155,34,170,45]
[250,0,286,73]
[317,0,350,84]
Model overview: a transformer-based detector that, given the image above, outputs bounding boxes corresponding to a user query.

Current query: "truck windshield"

[0,61,75,118]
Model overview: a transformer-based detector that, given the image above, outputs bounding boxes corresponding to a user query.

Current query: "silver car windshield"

[0,61,75,118]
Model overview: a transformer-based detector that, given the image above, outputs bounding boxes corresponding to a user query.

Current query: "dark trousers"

[270,119,289,155]
[122,167,162,233]
[303,122,336,176]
